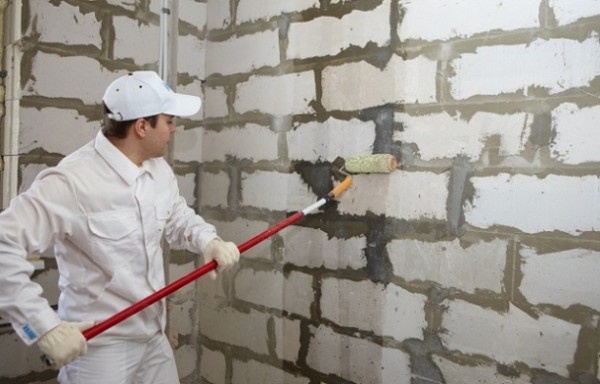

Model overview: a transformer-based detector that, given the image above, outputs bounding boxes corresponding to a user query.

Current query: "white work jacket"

[0,131,218,345]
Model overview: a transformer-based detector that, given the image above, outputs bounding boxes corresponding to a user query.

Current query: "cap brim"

[164,93,202,117]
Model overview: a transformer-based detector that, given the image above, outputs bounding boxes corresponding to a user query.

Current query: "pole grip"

[330,175,352,198]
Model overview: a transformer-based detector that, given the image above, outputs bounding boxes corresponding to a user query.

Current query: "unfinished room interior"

[0,0,599,383]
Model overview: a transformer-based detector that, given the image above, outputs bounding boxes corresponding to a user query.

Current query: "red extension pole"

[81,175,352,341]
[82,211,305,340]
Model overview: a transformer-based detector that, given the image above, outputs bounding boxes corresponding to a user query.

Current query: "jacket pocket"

[87,209,139,265]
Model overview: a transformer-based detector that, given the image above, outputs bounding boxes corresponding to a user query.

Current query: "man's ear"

[132,118,147,138]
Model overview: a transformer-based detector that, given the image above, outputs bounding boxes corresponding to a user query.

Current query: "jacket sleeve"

[161,166,219,254]
[0,169,76,345]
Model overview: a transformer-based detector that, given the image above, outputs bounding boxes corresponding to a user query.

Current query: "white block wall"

[287,0,391,59]
[442,301,580,376]
[320,278,427,341]
[287,118,376,162]
[449,36,600,99]
[394,111,531,161]
[26,1,102,47]
[282,227,367,269]
[551,103,600,164]
[206,30,280,76]
[520,247,600,311]
[399,0,540,40]
[466,174,600,234]
[235,72,317,115]
[306,324,412,383]
[321,56,437,111]
[387,238,508,294]
[194,0,600,382]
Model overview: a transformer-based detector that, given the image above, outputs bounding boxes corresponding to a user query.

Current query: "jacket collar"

[94,131,153,185]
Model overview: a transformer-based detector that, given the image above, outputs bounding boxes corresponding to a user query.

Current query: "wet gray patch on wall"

[405,334,445,384]
[364,215,393,284]
[529,112,554,147]
[447,156,473,237]
[361,104,402,161]
[294,160,335,199]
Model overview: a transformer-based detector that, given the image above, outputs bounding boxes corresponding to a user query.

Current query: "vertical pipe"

[2,0,22,209]
[159,0,177,346]
[167,1,178,89]
[159,0,169,81]
[160,0,178,165]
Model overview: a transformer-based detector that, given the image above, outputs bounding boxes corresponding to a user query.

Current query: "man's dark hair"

[102,103,159,138]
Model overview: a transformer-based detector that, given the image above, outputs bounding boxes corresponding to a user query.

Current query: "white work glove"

[203,238,240,279]
[37,321,93,369]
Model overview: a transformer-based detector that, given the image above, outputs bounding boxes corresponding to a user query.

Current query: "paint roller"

[338,153,397,174]
[42,154,397,365]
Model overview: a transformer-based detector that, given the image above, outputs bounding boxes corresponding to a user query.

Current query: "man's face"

[144,114,176,158]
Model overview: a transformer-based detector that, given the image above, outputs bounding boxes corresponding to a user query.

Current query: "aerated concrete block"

[441,300,580,376]
[206,30,279,76]
[177,34,205,78]
[113,16,160,65]
[20,107,98,156]
[235,72,316,116]
[287,117,376,162]
[450,36,600,99]
[273,316,302,362]
[550,0,600,25]
[199,171,229,208]
[24,52,115,104]
[236,0,319,24]
[399,0,540,41]
[200,347,226,384]
[306,324,412,383]
[234,269,313,318]
[550,103,600,164]
[465,174,600,234]
[173,126,203,163]
[433,355,532,384]
[338,171,449,221]
[240,170,316,211]
[282,227,367,270]
[287,0,391,59]
[197,306,270,354]
[322,55,437,111]
[320,278,427,341]
[387,238,508,294]
[232,359,309,384]
[520,247,600,311]
[26,1,102,47]
[204,86,229,118]
[394,111,531,161]
[203,124,279,161]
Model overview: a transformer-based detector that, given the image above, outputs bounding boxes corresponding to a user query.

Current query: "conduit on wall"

[159,0,180,297]
[1,0,22,209]
[159,0,170,82]
[160,0,179,165]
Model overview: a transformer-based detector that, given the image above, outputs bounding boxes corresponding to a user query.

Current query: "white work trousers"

[58,332,179,384]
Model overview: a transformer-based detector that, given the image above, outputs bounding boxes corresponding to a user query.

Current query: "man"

[0,71,239,383]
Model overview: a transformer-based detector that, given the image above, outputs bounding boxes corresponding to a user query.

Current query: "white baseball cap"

[103,71,202,121]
